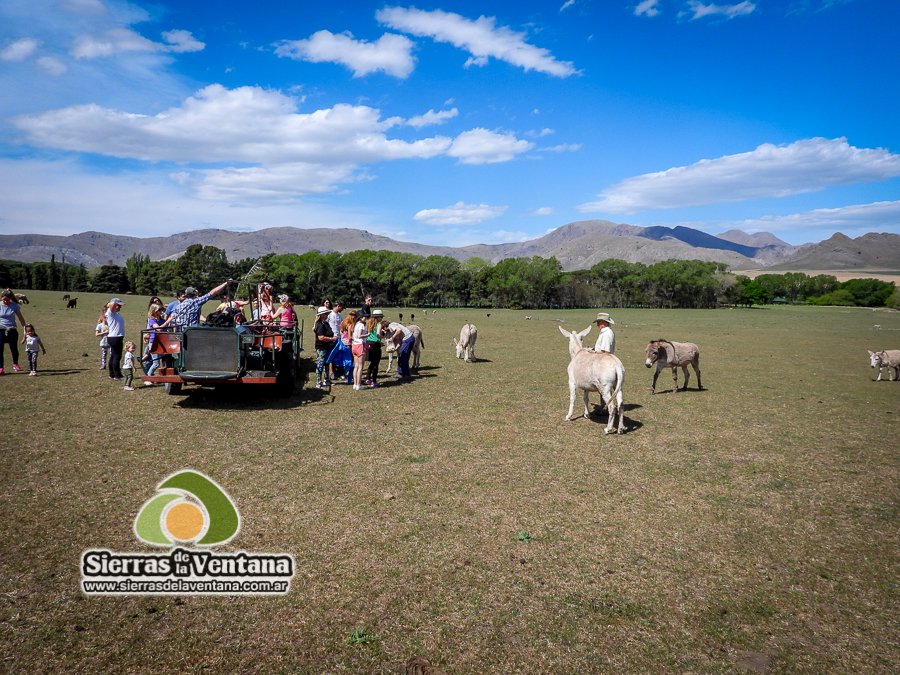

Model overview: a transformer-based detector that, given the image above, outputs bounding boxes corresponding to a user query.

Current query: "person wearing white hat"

[105,297,126,380]
[313,305,337,388]
[593,312,616,354]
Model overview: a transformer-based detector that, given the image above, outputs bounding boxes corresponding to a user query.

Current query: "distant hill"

[1,222,897,273]
[766,232,900,271]
[716,229,791,248]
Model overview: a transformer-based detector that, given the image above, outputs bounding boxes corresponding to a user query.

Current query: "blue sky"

[1,0,898,247]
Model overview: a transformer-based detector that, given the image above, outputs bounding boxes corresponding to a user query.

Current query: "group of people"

[94,280,232,389]
[93,280,304,391]
[313,294,418,390]
[0,289,46,376]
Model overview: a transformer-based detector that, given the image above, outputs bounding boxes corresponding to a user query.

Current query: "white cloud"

[376,6,577,77]
[447,128,533,164]
[36,56,67,75]
[406,107,459,128]
[13,85,539,200]
[14,84,452,165]
[635,0,661,17]
[541,143,582,153]
[0,37,40,62]
[579,138,900,213]
[59,0,105,12]
[161,29,205,54]
[414,201,507,226]
[685,1,757,20]
[0,158,374,237]
[533,207,554,216]
[274,30,415,79]
[560,0,576,10]
[0,1,200,117]
[728,200,900,234]
[192,163,360,202]
[525,127,554,138]
[71,27,204,59]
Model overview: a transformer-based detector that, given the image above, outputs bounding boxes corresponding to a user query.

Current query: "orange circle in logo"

[165,502,205,541]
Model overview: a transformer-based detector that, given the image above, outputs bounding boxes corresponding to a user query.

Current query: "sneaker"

[370,381,379,388]
[12,364,22,373]
[144,381,154,387]
[124,386,135,391]
[29,371,36,376]
[352,384,360,390]
[0,368,4,375]
[323,380,332,386]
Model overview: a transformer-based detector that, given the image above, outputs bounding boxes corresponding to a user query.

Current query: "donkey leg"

[582,390,591,419]
[601,389,615,434]
[616,388,625,433]
[681,365,690,391]
[694,360,702,390]
[565,385,578,421]
[671,367,679,393]
[651,367,661,393]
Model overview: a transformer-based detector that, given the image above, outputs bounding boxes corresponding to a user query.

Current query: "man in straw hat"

[593,312,616,354]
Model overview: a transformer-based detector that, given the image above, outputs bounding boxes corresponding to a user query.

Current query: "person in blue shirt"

[156,281,230,329]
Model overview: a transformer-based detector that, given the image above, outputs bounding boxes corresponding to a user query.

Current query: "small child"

[123,340,136,391]
[21,324,47,376]
[95,317,109,369]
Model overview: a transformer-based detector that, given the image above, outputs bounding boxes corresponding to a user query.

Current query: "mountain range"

[1,221,898,273]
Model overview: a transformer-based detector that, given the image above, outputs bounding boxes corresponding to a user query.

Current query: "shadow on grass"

[589,405,645,433]
[650,387,706,396]
[16,368,85,377]
[592,402,642,412]
[171,382,330,410]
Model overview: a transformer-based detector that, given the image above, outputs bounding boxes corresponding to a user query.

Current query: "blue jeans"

[398,335,415,377]
[147,353,161,376]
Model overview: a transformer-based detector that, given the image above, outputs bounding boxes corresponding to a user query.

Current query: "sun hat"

[110,297,125,306]
[316,306,329,316]
[595,312,615,325]
[372,309,384,318]
[278,294,289,303]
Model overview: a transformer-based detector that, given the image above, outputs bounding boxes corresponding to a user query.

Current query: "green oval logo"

[134,470,240,547]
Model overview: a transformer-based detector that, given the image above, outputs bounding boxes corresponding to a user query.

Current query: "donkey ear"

[558,325,570,338]
[578,325,592,339]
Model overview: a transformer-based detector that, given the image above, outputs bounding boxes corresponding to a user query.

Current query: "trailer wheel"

[165,382,183,395]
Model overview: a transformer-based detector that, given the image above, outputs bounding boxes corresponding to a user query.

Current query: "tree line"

[2,245,897,309]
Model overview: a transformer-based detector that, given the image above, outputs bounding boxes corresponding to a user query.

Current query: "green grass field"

[2,290,898,672]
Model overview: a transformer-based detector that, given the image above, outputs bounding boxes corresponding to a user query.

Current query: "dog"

[67,298,78,309]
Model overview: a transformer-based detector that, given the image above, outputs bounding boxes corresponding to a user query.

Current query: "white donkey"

[868,349,900,381]
[559,325,626,435]
[453,323,478,362]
